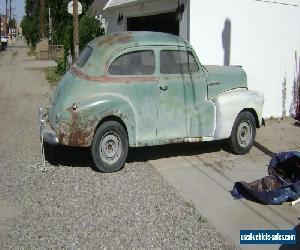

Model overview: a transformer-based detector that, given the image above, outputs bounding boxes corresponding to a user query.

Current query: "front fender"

[57,93,138,147]
[212,89,264,140]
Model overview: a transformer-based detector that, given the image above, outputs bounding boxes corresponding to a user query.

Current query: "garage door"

[127,12,179,36]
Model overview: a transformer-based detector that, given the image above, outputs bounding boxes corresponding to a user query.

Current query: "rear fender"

[57,93,138,147]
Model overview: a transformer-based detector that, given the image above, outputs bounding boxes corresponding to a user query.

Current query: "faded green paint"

[48,32,249,148]
[206,65,247,98]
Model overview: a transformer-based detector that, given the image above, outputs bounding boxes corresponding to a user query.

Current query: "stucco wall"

[102,0,300,117]
[190,0,300,118]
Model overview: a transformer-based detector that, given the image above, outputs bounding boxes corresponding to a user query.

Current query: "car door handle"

[159,85,168,91]
[208,81,220,86]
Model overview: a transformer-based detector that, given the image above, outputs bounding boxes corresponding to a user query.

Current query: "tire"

[91,121,128,173]
[228,111,256,155]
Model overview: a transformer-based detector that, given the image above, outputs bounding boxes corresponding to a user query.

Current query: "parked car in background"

[39,32,264,173]
[1,36,8,51]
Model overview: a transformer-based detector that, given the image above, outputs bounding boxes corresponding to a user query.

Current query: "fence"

[37,45,64,60]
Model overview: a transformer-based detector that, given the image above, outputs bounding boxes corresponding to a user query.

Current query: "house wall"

[190,0,300,118]
[0,16,8,36]
[102,0,300,118]
[103,0,190,41]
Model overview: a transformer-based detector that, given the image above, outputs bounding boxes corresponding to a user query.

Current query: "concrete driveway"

[148,118,300,249]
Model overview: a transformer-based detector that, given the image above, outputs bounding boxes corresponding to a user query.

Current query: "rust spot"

[58,108,96,147]
[70,67,156,83]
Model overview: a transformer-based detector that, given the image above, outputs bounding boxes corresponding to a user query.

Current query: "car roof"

[78,32,191,77]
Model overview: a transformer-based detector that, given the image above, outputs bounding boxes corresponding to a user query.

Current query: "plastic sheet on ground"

[232,151,300,205]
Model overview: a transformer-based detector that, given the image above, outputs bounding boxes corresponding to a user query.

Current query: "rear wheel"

[91,121,128,173]
[228,111,256,155]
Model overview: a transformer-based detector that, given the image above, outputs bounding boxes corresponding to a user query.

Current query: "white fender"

[212,89,264,140]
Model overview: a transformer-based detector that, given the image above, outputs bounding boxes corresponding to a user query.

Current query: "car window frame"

[76,46,93,68]
[107,47,156,77]
[159,47,201,76]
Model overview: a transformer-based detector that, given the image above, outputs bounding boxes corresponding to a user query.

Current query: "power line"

[9,0,11,22]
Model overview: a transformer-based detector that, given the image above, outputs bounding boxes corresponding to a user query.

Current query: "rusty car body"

[39,31,264,172]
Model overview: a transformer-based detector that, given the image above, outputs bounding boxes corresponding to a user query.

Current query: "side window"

[109,50,155,75]
[160,50,199,74]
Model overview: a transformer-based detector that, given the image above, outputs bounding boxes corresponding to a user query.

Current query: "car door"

[156,48,189,141]
[107,48,159,146]
[180,49,216,137]
[157,48,215,140]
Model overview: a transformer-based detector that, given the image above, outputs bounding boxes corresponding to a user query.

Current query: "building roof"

[90,0,109,15]
[104,0,148,10]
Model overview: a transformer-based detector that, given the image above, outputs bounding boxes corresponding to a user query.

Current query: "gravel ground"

[0,41,236,249]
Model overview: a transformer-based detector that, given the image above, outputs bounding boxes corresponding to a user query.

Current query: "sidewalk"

[150,118,300,249]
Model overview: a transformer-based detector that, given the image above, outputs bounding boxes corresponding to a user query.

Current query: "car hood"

[206,65,247,98]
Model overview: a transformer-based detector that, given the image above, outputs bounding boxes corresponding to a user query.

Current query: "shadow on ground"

[293,121,300,127]
[44,143,96,170]
[253,141,274,157]
[127,141,226,162]
[44,140,227,170]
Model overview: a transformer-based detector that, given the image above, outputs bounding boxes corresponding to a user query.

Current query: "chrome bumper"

[39,107,59,145]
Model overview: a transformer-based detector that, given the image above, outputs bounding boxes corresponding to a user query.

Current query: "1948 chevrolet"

[39,31,264,172]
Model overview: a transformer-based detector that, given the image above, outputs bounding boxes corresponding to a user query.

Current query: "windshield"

[76,47,92,67]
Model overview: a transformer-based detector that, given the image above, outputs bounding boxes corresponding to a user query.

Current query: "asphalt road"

[0,40,236,248]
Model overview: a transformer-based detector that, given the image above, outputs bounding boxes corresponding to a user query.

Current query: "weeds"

[45,67,62,87]
[27,47,36,57]
[185,200,195,209]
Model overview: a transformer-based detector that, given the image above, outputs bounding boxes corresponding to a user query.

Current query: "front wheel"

[91,121,128,173]
[228,111,256,155]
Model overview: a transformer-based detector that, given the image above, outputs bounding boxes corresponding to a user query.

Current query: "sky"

[0,0,25,24]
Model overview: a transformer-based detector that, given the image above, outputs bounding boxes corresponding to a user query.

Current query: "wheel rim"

[99,132,122,165]
[237,120,252,148]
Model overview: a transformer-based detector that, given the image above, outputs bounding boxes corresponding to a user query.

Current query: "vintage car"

[39,31,264,172]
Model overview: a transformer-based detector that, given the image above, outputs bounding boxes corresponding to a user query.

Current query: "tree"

[21,0,104,71]
[9,18,17,29]
[21,0,40,47]
[79,13,104,51]
[47,0,103,71]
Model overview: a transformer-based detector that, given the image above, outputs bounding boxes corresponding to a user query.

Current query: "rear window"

[76,47,92,67]
[160,50,199,74]
[108,50,155,75]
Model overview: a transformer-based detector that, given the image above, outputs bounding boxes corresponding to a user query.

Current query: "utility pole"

[73,0,79,60]
[5,0,7,35]
[40,0,45,38]
[48,6,54,58]
[48,6,51,40]
[9,0,11,22]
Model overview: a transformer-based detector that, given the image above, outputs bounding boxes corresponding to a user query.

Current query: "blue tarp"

[232,151,300,205]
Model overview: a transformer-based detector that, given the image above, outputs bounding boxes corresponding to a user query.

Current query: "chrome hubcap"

[99,133,122,165]
[237,121,252,147]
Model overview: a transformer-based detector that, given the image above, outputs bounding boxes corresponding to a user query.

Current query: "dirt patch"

[11,51,18,60]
